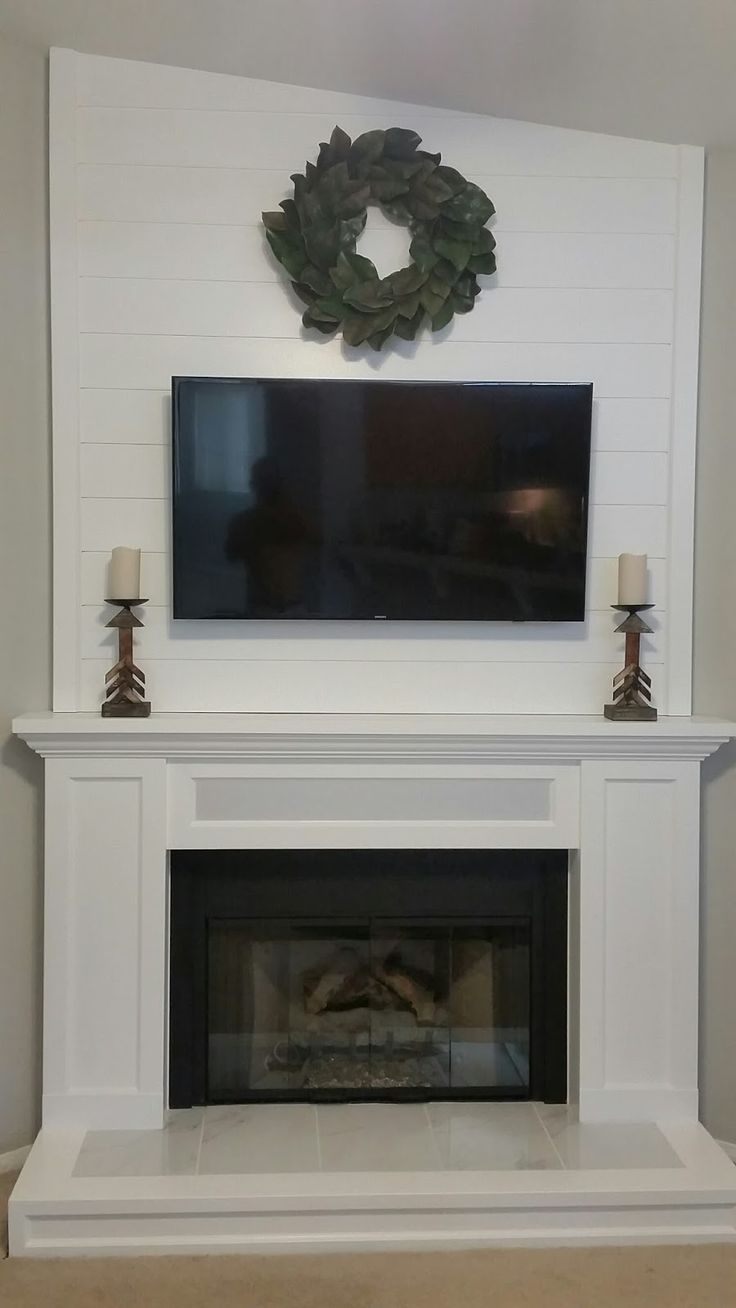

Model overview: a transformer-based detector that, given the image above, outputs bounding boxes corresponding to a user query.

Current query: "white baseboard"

[0,1144,31,1174]
[717,1140,736,1163]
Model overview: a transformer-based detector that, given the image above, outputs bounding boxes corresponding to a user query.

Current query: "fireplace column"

[577,759,700,1122]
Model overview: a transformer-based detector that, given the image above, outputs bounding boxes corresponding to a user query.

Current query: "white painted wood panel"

[42,756,167,1128]
[578,760,700,1120]
[75,52,470,117]
[47,767,141,1092]
[79,335,673,396]
[78,389,671,453]
[77,107,677,177]
[79,494,669,558]
[78,654,631,714]
[79,388,170,444]
[79,277,674,345]
[50,50,703,714]
[77,166,679,233]
[166,763,580,852]
[79,441,667,508]
[589,452,667,505]
[80,551,669,613]
[78,222,676,290]
[592,398,669,452]
[80,604,664,665]
[80,443,168,498]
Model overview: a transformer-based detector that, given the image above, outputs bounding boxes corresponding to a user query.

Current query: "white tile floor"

[73,1101,683,1178]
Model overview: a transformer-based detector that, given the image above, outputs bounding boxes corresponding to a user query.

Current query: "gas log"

[303,946,438,1024]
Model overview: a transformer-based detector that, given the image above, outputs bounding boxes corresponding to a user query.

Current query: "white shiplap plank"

[75,53,469,118]
[78,388,671,453]
[81,603,664,665]
[79,551,668,612]
[77,166,679,233]
[80,443,169,499]
[79,335,673,396]
[80,495,667,558]
[592,397,669,452]
[76,108,678,178]
[78,654,638,714]
[78,221,676,291]
[80,387,171,444]
[588,504,667,557]
[482,177,677,236]
[79,440,666,509]
[81,496,166,552]
[78,278,674,346]
[589,452,667,506]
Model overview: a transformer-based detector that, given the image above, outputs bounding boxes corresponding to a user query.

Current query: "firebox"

[169,850,567,1106]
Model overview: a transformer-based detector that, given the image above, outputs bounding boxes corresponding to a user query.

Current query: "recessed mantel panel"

[168,764,578,850]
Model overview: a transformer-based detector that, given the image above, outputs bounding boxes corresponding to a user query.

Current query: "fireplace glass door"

[169,849,567,1107]
[207,918,530,1100]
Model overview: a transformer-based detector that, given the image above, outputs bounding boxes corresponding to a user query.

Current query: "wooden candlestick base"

[604,603,657,721]
[102,599,151,718]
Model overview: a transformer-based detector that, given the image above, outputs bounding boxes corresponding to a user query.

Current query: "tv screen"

[172,377,592,622]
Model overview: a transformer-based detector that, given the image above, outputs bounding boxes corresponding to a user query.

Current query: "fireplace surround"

[169,849,568,1107]
[9,710,736,1254]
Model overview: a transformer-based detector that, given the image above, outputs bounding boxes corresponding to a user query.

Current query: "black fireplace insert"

[169,849,567,1107]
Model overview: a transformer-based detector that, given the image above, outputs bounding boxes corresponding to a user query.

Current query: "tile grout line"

[422,1101,445,1171]
[314,1104,323,1173]
[533,1102,567,1171]
[194,1109,206,1176]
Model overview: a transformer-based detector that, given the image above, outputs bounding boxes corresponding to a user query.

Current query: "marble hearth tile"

[317,1103,443,1172]
[428,1101,561,1171]
[74,1108,203,1177]
[198,1104,320,1173]
[535,1104,682,1170]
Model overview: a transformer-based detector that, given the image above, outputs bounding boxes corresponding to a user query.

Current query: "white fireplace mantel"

[14,711,734,761]
[14,707,735,1133]
[10,709,736,1254]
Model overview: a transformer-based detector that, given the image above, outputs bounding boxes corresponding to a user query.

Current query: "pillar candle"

[109,547,141,599]
[617,553,647,606]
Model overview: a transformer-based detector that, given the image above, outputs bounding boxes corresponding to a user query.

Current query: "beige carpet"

[2,1171,736,1307]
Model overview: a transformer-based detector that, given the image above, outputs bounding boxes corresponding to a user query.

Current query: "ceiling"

[1,0,735,148]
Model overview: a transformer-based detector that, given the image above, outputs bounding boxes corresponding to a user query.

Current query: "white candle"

[109,547,141,599]
[617,553,647,606]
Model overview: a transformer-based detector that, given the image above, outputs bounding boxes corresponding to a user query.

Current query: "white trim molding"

[665,144,705,713]
[12,712,734,762]
[49,48,82,710]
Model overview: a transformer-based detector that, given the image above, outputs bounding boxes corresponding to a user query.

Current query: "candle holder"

[604,603,657,721]
[101,599,151,718]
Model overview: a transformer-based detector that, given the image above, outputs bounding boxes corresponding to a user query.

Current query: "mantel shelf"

[13,712,736,762]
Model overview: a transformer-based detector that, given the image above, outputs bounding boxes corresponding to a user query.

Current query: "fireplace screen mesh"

[207,919,530,1100]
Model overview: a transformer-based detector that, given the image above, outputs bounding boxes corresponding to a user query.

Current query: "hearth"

[169,850,567,1106]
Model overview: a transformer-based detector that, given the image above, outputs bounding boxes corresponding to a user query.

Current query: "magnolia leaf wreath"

[262,126,496,351]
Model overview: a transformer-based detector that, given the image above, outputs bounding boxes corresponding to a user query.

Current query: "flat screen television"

[172,377,593,622]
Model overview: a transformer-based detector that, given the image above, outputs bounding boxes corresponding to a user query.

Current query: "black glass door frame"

[169,848,567,1108]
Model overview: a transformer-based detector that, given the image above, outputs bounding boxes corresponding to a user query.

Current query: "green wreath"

[262,126,496,351]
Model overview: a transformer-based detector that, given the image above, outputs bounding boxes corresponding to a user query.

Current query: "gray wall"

[0,36,50,1154]
[694,149,736,1145]
[0,41,734,1151]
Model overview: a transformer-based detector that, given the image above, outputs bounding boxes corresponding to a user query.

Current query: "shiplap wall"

[50,49,703,714]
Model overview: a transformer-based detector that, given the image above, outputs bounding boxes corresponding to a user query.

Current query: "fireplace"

[169,849,567,1106]
[13,713,736,1255]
